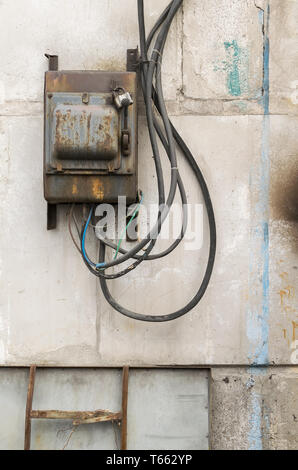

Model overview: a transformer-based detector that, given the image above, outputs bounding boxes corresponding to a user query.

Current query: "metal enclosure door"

[44,71,138,204]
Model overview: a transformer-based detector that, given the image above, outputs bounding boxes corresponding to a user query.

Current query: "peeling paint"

[247,2,270,450]
[213,40,249,97]
[224,41,246,96]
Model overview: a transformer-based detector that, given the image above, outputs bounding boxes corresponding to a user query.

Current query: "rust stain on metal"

[101,115,114,154]
[46,71,136,95]
[72,177,78,195]
[54,105,118,161]
[45,174,136,204]
[92,179,104,200]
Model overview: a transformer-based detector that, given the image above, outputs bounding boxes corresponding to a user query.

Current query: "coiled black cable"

[75,0,217,322]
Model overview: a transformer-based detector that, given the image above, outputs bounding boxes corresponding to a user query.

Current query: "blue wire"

[82,207,106,270]
[96,262,106,269]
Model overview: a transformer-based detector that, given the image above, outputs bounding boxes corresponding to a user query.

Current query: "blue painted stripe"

[247,3,271,450]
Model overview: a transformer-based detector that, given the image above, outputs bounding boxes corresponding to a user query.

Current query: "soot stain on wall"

[271,158,298,222]
[271,157,298,249]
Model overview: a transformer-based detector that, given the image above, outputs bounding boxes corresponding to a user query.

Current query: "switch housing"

[44,70,138,206]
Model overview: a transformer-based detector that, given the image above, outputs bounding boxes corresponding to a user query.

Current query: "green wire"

[114,194,144,260]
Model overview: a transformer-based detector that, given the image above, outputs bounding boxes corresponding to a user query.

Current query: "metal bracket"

[47,204,57,231]
[45,53,59,72]
[126,48,139,72]
[45,54,59,230]
[121,129,131,156]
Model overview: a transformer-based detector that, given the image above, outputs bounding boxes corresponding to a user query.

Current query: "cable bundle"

[70,0,216,322]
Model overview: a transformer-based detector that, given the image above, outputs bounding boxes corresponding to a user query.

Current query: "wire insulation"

[70,0,216,322]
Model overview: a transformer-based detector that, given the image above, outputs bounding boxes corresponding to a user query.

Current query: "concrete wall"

[0,0,297,449]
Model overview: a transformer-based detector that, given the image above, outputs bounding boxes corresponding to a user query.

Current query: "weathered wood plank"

[73,412,121,425]
[30,409,120,422]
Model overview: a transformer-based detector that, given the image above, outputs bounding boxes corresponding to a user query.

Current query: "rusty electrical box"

[44,53,138,229]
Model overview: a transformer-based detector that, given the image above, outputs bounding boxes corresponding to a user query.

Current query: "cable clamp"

[149,58,162,65]
[139,58,149,65]
[152,49,162,57]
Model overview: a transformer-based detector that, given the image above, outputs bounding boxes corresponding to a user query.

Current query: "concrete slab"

[211,366,298,450]
[0,0,182,104]
[182,0,264,114]
[269,0,298,115]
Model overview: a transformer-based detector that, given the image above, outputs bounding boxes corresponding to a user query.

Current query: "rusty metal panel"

[45,71,137,94]
[44,174,137,204]
[53,102,119,163]
[46,93,120,171]
[44,71,138,204]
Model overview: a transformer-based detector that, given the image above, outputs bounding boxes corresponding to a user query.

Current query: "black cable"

[146,2,174,51]
[74,0,216,322]
[87,0,181,272]
[95,0,187,264]
[78,0,184,278]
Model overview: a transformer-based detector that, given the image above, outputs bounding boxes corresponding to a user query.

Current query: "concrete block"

[98,115,262,366]
[0,0,182,104]
[0,1,296,370]
[0,114,263,366]
[211,367,298,450]
[0,116,99,366]
[269,0,298,115]
[182,0,264,110]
